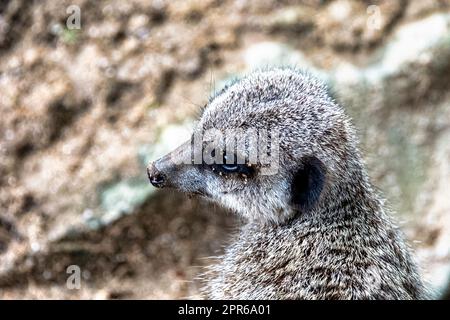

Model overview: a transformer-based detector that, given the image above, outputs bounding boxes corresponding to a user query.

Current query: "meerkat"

[147,67,427,299]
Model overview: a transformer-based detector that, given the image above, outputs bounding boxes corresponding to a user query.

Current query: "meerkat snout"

[147,163,166,188]
[147,67,427,299]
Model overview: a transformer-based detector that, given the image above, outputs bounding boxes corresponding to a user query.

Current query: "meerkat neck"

[313,165,382,224]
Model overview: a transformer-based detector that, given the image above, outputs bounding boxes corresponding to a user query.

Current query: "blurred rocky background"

[0,0,449,299]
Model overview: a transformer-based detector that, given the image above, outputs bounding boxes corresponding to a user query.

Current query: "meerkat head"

[147,68,361,225]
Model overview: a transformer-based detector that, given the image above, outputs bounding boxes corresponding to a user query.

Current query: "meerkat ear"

[290,156,326,213]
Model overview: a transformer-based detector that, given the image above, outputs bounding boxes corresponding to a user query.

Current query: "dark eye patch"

[210,152,255,177]
[213,163,254,175]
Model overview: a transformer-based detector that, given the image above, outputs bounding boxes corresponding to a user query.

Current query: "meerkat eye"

[212,153,254,176]
[221,154,239,172]
[221,163,239,172]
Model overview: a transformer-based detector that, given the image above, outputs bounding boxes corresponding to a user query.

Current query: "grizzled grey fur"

[147,67,427,299]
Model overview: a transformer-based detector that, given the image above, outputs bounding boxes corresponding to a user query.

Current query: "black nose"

[147,164,166,188]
